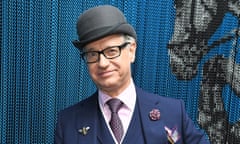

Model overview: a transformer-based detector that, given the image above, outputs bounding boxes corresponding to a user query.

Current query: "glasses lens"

[103,47,120,58]
[83,52,98,63]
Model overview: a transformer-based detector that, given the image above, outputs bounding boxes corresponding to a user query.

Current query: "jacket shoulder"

[58,92,98,118]
[136,86,184,106]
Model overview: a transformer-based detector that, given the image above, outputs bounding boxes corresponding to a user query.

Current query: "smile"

[98,70,115,77]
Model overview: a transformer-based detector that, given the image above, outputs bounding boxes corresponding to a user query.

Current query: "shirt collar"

[98,79,136,111]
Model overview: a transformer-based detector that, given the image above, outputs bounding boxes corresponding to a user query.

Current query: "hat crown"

[77,5,127,38]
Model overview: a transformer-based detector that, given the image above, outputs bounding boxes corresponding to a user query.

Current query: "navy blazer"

[54,87,210,144]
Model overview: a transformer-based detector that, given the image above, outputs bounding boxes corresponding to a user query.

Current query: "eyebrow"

[83,47,95,52]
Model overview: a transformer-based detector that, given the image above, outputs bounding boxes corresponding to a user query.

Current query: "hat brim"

[72,23,136,50]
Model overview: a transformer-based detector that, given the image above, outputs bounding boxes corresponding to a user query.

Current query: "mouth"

[98,70,115,77]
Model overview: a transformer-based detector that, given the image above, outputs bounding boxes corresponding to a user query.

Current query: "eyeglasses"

[81,42,130,63]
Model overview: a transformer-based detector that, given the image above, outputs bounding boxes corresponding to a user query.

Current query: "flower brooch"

[149,108,161,121]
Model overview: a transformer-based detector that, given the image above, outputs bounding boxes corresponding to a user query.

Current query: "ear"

[129,42,137,63]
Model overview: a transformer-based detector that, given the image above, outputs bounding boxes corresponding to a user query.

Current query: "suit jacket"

[54,87,210,144]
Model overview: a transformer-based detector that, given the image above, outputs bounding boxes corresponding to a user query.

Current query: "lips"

[98,70,115,77]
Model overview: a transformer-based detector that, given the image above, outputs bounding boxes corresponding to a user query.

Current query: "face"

[84,34,136,97]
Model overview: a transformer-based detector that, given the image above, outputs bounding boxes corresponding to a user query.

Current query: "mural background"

[1,0,239,143]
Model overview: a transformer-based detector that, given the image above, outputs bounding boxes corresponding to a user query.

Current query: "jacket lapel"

[75,92,114,144]
[96,110,115,144]
[75,92,99,144]
[136,87,169,144]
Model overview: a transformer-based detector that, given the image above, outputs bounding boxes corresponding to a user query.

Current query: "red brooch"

[149,108,161,121]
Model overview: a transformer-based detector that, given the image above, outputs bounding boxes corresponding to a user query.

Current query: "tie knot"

[107,98,123,113]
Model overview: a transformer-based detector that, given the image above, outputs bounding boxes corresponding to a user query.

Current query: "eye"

[105,47,119,56]
[87,52,98,57]
[84,52,98,60]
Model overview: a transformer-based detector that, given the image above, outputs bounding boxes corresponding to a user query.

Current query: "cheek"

[118,58,132,73]
[123,50,133,61]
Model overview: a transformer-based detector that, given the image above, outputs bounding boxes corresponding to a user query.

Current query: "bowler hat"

[72,5,137,50]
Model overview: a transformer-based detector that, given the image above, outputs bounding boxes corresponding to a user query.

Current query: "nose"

[98,54,110,67]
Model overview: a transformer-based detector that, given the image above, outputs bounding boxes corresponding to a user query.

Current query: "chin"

[98,81,119,89]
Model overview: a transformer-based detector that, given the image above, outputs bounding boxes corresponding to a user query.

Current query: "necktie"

[107,99,124,143]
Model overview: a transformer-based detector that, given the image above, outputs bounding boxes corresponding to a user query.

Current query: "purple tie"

[107,99,124,143]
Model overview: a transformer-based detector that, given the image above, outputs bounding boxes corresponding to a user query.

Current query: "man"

[54,5,210,144]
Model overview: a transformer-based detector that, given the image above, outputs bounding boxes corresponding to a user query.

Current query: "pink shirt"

[98,79,136,143]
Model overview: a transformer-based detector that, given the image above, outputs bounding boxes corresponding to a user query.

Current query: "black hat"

[72,5,137,50]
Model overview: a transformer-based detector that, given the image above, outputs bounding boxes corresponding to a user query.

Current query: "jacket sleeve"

[180,100,210,144]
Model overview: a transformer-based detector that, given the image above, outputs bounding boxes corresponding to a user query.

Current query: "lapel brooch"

[78,126,90,136]
[165,126,180,144]
[149,108,161,121]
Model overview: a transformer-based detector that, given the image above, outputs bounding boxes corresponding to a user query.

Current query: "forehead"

[83,34,124,51]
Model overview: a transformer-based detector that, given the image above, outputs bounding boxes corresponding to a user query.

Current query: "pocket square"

[165,126,180,144]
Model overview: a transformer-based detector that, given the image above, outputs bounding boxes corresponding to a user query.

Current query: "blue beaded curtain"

[1,0,239,143]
